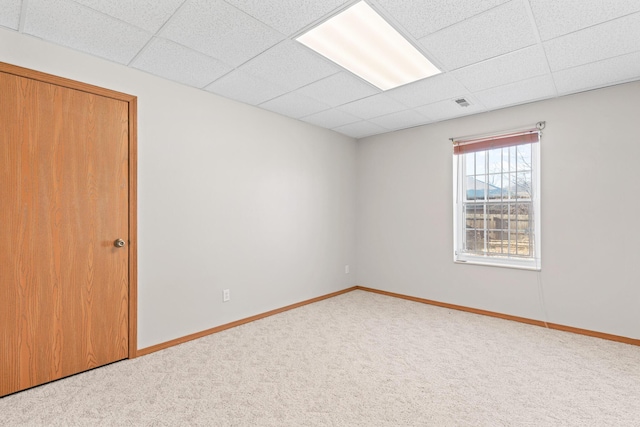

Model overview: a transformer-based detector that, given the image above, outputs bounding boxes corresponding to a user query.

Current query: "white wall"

[0,29,357,349]
[357,82,640,340]
[3,26,638,347]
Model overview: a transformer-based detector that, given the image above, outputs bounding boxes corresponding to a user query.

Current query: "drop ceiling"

[2,0,640,138]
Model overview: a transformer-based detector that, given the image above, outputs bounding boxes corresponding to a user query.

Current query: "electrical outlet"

[345,265,350,274]
[223,289,230,302]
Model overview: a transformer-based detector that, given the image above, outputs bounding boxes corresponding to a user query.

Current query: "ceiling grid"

[2,0,640,138]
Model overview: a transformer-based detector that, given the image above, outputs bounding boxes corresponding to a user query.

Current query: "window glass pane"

[487,230,503,254]
[517,172,532,199]
[516,233,531,256]
[517,218,529,232]
[508,232,518,255]
[513,173,520,198]
[479,177,489,201]
[516,203,531,232]
[507,173,517,199]
[509,204,519,230]
[475,150,486,175]
[470,230,485,253]
[508,203,531,233]
[465,230,478,252]
[500,147,509,172]
[501,232,511,255]
[517,144,532,171]
[486,204,499,229]
[488,204,508,230]
[486,173,500,187]
[465,152,475,176]
[465,206,482,229]
[509,146,517,172]
[488,148,502,173]
[465,176,477,201]
[466,178,490,201]
[499,173,509,199]
[465,176,472,200]
[486,174,502,199]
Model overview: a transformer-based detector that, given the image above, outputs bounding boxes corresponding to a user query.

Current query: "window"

[453,128,541,270]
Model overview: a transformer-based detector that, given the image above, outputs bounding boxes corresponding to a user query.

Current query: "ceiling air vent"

[455,98,470,107]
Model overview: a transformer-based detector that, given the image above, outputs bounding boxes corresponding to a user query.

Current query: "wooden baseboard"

[543,322,640,346]
[137,284,638,357]
[136,286,358,357]
[355,286,640,347]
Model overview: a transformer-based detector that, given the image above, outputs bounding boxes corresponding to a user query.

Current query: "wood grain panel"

[0,62,135,102]
[127,97,138,359]
[0,71,130,396]
[1,61,138,363]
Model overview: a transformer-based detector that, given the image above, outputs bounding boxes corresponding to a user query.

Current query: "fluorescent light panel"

[296,1,440,91]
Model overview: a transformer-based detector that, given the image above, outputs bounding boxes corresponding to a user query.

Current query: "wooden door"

[0,66,133,396]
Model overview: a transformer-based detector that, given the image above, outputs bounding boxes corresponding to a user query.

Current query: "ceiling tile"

[544,12,640,72]
[72,0,184,33]
[23,0,152,64]
[416,96,486,121]
[474,75,556,109]
[295,72,380,107]
[10,0,640,139]
[333,121,386,139]
[452,45,549,92]
[239,39,340,92]
[0,0,21,30]
[259,92,329,119]
[337,93,408,120]
[419,0,537,71]
[376,0,509,39]
[553,51,640,95]
[224,0,347,36]
[385,73,467,108]
[530,0,640,41]
[368,110,429,131]
[205,70,288,106]
[131,38,232,88]
[161,0,285,67]
[301,109,360,129]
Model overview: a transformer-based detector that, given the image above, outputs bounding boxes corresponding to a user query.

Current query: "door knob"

[114,239,126,248]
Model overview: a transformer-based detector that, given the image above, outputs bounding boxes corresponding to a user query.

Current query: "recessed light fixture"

[296,1,441,91]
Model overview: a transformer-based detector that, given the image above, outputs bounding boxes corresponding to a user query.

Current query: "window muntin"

[453,132,540,270]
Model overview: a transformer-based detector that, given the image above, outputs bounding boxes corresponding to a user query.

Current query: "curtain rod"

[449,121,546,143]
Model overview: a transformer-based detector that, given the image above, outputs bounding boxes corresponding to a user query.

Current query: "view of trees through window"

[463,143,534,258]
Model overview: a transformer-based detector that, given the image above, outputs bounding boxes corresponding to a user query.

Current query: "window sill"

[454,259,541,271]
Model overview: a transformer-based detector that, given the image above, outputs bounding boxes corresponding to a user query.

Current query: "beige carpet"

[2,290,639,426]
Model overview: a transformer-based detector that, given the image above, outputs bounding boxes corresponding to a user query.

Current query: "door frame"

[0,61,139,359]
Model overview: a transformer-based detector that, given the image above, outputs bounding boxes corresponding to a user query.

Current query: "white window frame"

[452,132,541,271]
